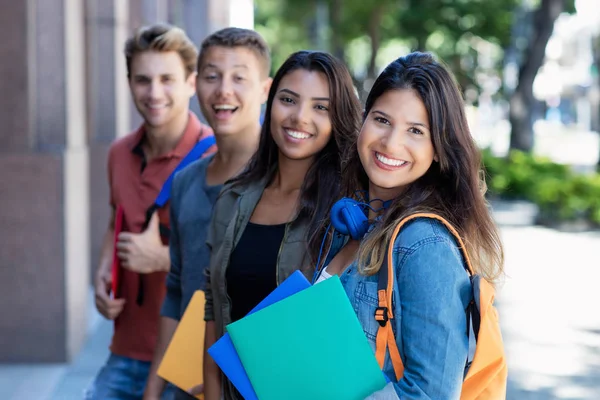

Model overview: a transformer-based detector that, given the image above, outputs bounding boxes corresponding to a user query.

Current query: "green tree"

[255,0,519,101]
[398,0,517,97]
[508,0,573,152]
[259,0,402,83]
[254,0,312,73]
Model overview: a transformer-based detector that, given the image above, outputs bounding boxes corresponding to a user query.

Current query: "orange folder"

[158,290,206,399]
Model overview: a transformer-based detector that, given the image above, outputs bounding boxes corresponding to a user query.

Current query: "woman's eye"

[280,97,294,104]
[315,104,329,111]
[374,116,390,125]
[409,127,423,135]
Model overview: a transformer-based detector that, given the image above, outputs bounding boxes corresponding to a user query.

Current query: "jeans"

[85,353,176,400]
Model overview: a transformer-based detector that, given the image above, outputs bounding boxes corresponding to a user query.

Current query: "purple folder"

[207,271,311,400]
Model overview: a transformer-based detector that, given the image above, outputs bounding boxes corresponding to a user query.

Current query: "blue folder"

[226,277,387,400]
[207,271,311,400]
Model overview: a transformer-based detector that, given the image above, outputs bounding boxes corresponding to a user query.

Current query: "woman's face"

[358,88,437,201]
[270,68,333,162]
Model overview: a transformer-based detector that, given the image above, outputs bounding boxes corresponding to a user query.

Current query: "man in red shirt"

[86,24,215,400]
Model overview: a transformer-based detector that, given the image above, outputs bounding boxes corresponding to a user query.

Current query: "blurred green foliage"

[482,149,600,225]
[255,0,519,97]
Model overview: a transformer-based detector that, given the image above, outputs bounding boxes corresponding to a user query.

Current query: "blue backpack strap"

[142,135,216,230]
[154,135,216,208]
[137,135,216,305]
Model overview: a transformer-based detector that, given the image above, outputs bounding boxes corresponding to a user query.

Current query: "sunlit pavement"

[496,209,600,399]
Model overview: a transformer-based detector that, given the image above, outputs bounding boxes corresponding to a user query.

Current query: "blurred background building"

[0,0,253,364]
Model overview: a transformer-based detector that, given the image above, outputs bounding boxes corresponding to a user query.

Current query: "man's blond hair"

[125,24,198,78]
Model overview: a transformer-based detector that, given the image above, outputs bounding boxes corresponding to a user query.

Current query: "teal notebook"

[226,276,387,400]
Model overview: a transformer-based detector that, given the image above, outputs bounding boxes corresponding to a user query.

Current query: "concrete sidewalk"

[47,319,113,399]
[500,225,600,399]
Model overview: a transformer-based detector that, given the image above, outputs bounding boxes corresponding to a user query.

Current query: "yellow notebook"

[157,290,205,399]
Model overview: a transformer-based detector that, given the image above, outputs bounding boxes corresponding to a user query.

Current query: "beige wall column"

[0,0,89,362]
[209,0,254,31]
[86,0,131,283]
[142,0,169,24]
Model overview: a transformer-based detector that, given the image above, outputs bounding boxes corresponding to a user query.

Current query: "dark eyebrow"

[204,63,248,70]
[279,88,330,101]
[408,121,430,130]
[372,110,392,119]
[132,73,175,80]
[279,88,299,97]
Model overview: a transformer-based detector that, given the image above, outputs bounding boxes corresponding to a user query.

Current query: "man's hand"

[94,267,125,320]
[188,383,204,398]
[117,211,169,274]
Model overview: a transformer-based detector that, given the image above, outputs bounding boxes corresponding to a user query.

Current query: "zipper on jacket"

[319,231,334,271]
[221,198,245,329]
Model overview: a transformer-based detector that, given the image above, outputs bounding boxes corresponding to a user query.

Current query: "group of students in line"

[88,23,505,400]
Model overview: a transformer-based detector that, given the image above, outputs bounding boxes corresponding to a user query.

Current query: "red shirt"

[107,112,215,361]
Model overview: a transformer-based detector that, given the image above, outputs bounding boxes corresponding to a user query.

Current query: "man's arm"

[203,320,221,400]
[145,180,185,399]
[95,209,126,319]
[143,316,179,399]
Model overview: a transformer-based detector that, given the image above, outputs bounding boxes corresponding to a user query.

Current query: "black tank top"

[226,221,286,322]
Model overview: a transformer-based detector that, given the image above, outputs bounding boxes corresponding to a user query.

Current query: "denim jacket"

[326,218,472,399]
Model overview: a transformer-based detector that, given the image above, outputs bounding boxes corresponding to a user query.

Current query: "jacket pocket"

[353,280,380,342]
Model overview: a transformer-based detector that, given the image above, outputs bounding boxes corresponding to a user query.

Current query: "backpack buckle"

[375,306,388,327]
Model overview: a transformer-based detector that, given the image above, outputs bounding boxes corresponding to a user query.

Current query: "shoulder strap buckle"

[375,306,389,327]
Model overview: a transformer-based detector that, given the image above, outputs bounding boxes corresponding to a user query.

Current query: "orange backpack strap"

[375,213,475,381]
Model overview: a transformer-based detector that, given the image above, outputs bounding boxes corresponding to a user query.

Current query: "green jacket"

[204,176,314,399]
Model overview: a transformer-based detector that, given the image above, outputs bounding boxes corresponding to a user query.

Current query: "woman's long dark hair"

[342,52,503,283]
[231,50,362,264]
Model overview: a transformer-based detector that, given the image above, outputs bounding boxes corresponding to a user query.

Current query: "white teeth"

[214,104,236,110]
[148,104,166,109]
[376,152,407,167]
[286,130,312,139]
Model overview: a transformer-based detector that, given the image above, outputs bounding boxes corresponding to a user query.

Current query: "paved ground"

[500,225,600,399]
[1,202,599,399]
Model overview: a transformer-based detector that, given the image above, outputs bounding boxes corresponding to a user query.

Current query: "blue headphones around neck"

[312,193,392,283]
[330,194,392,240]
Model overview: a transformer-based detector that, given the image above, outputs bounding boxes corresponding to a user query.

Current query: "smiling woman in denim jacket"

[313,52,505,399]
[202,50,362,400]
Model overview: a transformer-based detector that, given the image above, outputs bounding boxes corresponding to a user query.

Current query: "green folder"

[226,276,387,400]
